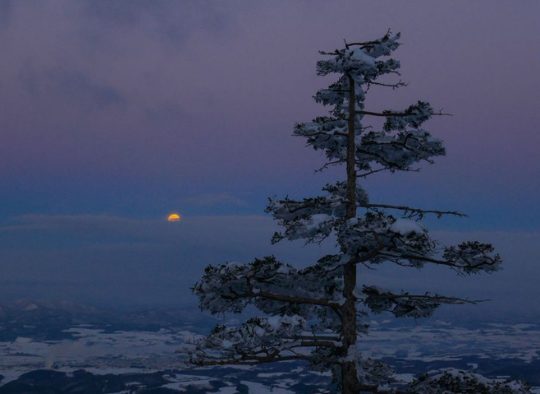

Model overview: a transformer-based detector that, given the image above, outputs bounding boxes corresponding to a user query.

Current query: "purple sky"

[0,1,539,311]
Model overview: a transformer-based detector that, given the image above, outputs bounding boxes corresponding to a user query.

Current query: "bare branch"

[382,293,478,303]
[365,203,467,218]
[357,109,452,117]
[357,168,390,178]
[367,80,408,89]
[357,167,420,178]
[283,334,341,342]
[193,354,312,366]
[344,32,391,49]
[315,159,343,172]
[318,50,340,56]
[254,289,342,311]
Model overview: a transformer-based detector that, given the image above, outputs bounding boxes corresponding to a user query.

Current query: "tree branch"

[315,159,344,172]
[255,289,342,311]
[367,80,407,89]
[296,340,338,348]
[377,252,499,273]
[357,167,420,178]
[193,354,312,366]
[357,168,389,178]
[365,203,467,218]
[284,334,341,342]
[357,110,452,117]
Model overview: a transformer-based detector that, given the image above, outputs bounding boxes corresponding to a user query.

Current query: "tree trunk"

[341,76,360,393]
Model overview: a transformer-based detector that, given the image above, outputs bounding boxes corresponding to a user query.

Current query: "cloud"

[17,63,124,111]
[47,69,125,110]
[181,192,247,207]
[80,1,233,45]
[0,0,12,27]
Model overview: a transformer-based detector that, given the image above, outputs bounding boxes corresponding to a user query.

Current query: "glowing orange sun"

[167,213,181,222]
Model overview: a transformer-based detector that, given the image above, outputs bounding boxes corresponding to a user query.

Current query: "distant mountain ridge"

[0,299,213,341]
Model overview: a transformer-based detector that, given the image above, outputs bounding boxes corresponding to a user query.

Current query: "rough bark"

[341,75,360,393]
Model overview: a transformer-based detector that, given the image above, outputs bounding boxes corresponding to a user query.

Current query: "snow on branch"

[267,182,368,243]
[442,241,502,274]
[358,101,435,131]
[294,116,349,161]
[338,213,436,266]
[294,117,445,173]
[338,212,502,274]
[267,183,464,247]
[313,76,350,116]
[335,212,500,274]
[361,286,475,318]
[344,31,401,58]
[190,315,338,366]
[193,256,343,318]
[378,240,502,274]
[408,368,532,393]
[357,129,445,171]
[316,47,400,84]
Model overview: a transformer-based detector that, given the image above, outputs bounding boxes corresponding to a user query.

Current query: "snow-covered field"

[1,321,539,392]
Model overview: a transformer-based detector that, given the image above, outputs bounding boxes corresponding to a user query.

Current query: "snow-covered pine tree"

[191,32,502,393]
